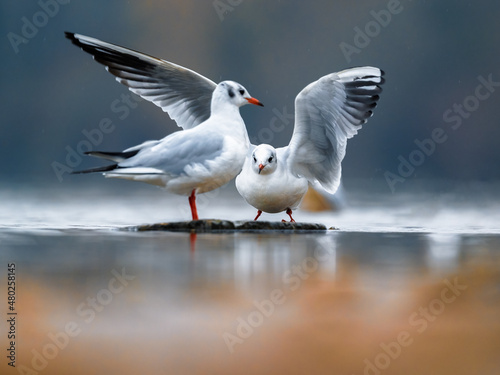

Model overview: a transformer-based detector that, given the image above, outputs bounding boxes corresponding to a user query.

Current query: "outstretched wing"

[287,67,384,193]
[65,32,217,130]
[118,130,225,178]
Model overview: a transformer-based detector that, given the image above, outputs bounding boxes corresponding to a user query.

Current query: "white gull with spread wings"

[235,67,384,221]
[65,32,263,220]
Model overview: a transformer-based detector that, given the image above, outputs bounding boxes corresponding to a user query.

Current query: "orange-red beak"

[246,97,264,107]
[258,163,265,174]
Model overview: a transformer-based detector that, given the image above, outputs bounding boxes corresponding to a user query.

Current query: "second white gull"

[235,67,384,221]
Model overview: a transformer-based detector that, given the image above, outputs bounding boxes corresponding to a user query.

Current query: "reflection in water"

[2,183,500,374]
[1,228,499,374]
[231,234,338,292]
[426,233,461,272]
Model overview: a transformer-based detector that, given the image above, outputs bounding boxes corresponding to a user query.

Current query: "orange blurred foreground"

[7,250,500,375]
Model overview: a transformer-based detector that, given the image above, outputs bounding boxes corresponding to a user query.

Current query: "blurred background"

[2,0,500,191]
[2,2,500,375]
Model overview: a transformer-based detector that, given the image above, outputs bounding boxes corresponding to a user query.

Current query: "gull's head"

[213,81,264,109]
[252,144,277,175]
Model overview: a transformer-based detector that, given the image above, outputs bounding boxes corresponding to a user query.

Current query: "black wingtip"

[65,32,84,49]
[65,31,88,51]
[64,31,77,41]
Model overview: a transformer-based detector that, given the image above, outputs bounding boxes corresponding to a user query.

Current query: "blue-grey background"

[2,0,500,191]
[2,4,500,374]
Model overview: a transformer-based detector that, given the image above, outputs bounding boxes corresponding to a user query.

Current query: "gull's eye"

[239,89,245,95]
[253,156,257,163]
[268,156,273,163]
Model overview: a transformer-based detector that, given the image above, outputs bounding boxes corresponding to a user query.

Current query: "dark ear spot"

[228,88,235,98]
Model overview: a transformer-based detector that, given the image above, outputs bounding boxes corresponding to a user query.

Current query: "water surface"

[1,183,499,374]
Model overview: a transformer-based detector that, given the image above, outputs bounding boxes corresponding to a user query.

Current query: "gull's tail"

[71,164,118,174]
[71,150,139,174]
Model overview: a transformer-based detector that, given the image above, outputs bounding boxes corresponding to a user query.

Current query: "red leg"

[286,208,296,223]
[254,210,262,221]
[188,189,199,221]
[190,233,197,253]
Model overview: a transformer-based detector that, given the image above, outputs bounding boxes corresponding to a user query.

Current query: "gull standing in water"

[235,67,384,222]
[65,32,263,220]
